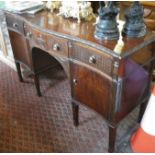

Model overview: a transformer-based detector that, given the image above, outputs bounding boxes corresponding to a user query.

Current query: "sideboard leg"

[72,101,79,126]
[34,74,41,97]
[138,101,147,123]
[15,62,23,82]
[108,126,117,153]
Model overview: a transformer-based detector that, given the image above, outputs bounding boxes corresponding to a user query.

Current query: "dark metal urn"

[94,2,119,40]
[122,1,147,38]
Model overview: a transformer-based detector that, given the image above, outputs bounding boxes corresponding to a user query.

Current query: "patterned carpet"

[0,60,139,153]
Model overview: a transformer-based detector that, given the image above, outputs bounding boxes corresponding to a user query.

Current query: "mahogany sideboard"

[4,10,155,152]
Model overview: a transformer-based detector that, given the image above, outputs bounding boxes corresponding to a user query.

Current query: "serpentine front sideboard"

[4,10,155,152]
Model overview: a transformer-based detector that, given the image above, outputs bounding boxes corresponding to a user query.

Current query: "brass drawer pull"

[89,56,96,64]
[53,43,60,51]
[26,32,32,38]
[13,23,18,28]
[73,79,78,85]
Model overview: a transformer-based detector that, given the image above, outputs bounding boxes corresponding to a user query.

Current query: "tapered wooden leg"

[15,62,23,82]
[34,74,41,97]
[108,126,117,153]
[138,101,147,123]
[72,101,79,126]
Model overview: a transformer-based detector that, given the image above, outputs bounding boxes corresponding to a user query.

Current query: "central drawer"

[46,34,68,57]
[24,23,68,56]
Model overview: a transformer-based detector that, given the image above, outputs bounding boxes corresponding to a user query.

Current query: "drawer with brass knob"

[5,13,24,35]
[47,34,68,56]
[69,42,113,76]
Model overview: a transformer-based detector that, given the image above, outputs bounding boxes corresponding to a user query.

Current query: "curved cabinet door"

[70,62,114,120]
[9,31,32,67]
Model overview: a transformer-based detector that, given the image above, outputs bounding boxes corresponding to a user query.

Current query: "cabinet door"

[9,31,32,67]
[0,11,14,61]
[70,62,114,120]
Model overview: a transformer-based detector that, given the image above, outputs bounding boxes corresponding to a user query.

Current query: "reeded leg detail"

[72,101,79,126]
[108,126,117,153]
[34,74,41,97]
[15,62,23,82]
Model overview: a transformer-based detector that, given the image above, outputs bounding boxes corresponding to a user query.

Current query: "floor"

[0,60,139,153]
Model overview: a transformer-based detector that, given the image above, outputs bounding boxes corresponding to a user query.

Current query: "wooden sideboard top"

[4,10,155,59]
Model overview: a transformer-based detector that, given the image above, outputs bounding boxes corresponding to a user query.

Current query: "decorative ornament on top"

[58,1,96,23]
[94,1,119,40]
[122,1,147,37]
[46,1,61,12]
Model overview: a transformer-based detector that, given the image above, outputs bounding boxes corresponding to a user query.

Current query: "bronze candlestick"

[122,1,146,37]
[94,1,119,40]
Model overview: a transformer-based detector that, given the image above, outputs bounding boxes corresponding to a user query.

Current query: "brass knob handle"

[53,43,60,51]
[73,79,78,85]
[24,25,26,29]
[89,56,96,64]
[26,32,32,38]
[13,23,18,28]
